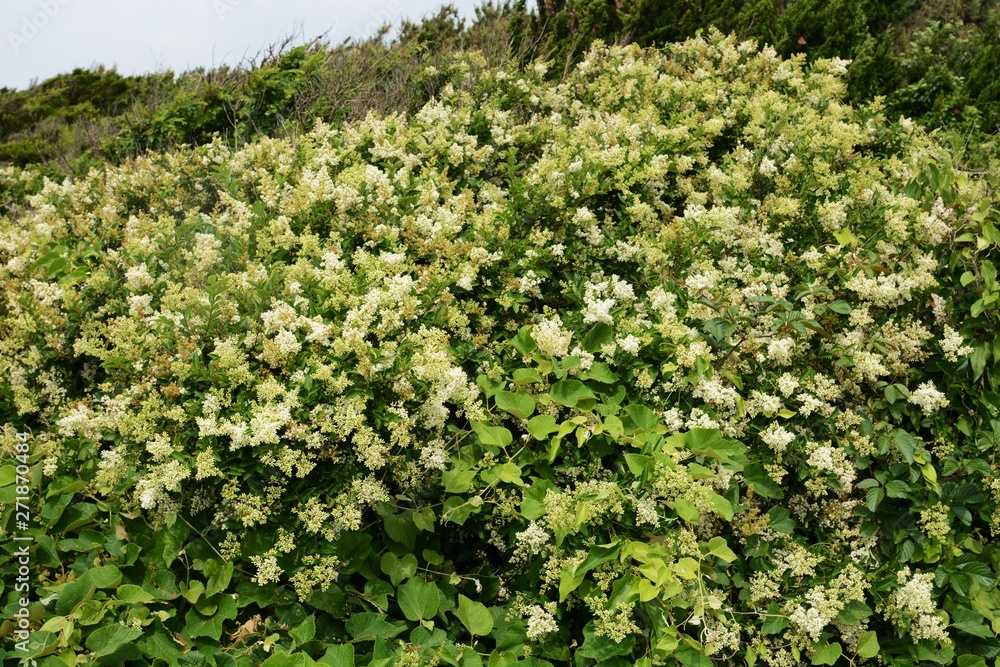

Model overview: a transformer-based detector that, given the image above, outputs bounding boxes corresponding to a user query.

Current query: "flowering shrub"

[2,31,999,666]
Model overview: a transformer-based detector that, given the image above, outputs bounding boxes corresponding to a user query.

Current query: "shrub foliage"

[2,32,1000,667]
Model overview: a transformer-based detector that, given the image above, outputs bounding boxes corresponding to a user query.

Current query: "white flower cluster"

[533,316,572,358]
[908,381,948,416]
[525,603,559,640]
[939,325,973,362]
[885,568,950,644]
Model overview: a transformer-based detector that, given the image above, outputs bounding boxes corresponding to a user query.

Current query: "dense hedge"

[3,32,1000,666]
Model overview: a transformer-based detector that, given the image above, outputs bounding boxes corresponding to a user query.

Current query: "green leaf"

[55,565,123,615]
[116,584,156,604]
[624,404,659,433]
[526,414,559,440]
[184,594,237,640]
[85,623,143,659]
[549,380,595,407]
[290,615,316,645]
[345,613,404,640]
[893,430,918,464]
[318,645,355,667]
[767,507,795,534]
[559,564,585,603]
[204,558,234,597]
[442,496,478,525]
[835,599,873,625]
[411,507,435,532]
[744,463,784,499]
[707,536,737,563]
[856,631,879,659]
[398,578,440,621]
[761,605,789,634]
[495,390,536,420]
[674,644,713,667]
[512,326,537,356]
[828,300,852,314]
[456,595,494,636]
[580,362,618,383]
[442,467,476,493]
[513,368,544,385]
[709,492,734,520]
[675,498,700,523]
[577,623,635,661]
[575,542,622,578]
[673,557,700,579]
[971,345,989,381]
[811,642,842,665]
[261,653,317,667]
[381,509,418,549]
[884,480,910,498]
[472,421,513,447]
[581,322,614,353]
[380,552,418,586]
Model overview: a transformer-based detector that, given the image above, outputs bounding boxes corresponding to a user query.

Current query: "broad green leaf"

[856,631,879,658]
[675,498,700,523]
[117,584,156,604]
[345,613,404,640]
[184,594,237,640]
[744,463,784,499]
[411,506,435,532]
[811,642,842,665]
[526,414,559,440]
[495,390,535,420]
[290,615,316,645]
[835,599,873,625]
[442,467,476,493]
[575,542,622,578]
[511,326,537,356]
[623,404,658,433]
[707,536,737,563]
[204,558,234,597]
[767,507,795,534]
[577,623,635,661]
[85,623,143,659]
[674,557,700,579]
[580,362,618,383]
[261,653,317,667]
[828,300,852,314]
[709,492,734,520]
[380,552,418,585]
[549,379,595,407]
[893,430,918,464]
[456,595,494,636]
[318,645,355,667]
[472,421,513,447]
[55,565,123,615]
[398,578,439,621]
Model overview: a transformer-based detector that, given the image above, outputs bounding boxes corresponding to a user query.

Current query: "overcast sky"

[2,0,485,90]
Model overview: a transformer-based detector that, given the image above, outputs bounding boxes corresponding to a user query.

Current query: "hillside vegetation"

[4,26,1000,666]
[0,0,997,179]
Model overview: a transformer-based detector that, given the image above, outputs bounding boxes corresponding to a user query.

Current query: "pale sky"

[1,0,484,90]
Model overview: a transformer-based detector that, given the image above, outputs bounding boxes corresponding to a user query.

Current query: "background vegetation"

[0,0,997,179]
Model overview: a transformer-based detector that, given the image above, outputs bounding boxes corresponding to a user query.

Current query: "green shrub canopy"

[2,32,999,667]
